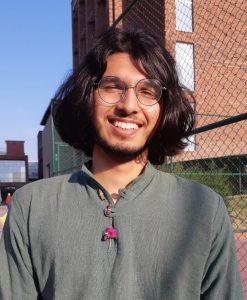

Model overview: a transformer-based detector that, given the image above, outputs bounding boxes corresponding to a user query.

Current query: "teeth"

[113,121,138,130]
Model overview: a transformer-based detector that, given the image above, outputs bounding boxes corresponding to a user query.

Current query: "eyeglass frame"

[92,76,166,106]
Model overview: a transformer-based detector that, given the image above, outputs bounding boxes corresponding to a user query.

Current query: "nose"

[115,87,140,114]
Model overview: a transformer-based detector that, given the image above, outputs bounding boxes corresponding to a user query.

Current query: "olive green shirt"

[0,162,243,299]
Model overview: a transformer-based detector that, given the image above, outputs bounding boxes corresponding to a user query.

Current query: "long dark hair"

[52,27,195,165]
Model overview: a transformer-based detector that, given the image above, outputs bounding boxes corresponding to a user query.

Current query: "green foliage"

[237,197,247,210]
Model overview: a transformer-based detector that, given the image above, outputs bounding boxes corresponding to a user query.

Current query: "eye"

[100,80,122,92]
[103,84,121,90]
[138,88,156,98]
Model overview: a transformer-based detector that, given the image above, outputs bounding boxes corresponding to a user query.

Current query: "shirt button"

[104,204,113,217]
[98,189,106,201]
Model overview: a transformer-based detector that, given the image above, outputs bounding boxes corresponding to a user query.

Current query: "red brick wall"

[72,0,246,160]
[165,0,246,160]
[71,0,111,68]
[109,0,123,26]
[6,141,25,156]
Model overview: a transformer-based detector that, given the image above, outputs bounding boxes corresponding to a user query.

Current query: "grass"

[227,195,247,232]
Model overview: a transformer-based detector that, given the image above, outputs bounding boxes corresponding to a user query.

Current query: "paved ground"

[0,205,246,297]
[235,232,247,299]
[0,205,8,237]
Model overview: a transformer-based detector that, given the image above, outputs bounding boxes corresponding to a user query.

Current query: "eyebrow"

[101,76,150,86]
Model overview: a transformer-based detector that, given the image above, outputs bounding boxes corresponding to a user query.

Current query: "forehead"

[103,52,148,81]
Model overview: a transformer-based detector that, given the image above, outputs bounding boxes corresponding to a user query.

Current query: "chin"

[95,136,146,160]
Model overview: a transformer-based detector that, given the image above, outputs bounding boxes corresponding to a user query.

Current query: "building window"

[175,42,195,91]
[28,162,38,180]
[175,0,193,32]
[0,160,26,182]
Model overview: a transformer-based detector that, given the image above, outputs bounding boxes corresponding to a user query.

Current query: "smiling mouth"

[112,121,139,130]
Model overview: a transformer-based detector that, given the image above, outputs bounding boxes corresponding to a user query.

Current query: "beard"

[94,132,148,161]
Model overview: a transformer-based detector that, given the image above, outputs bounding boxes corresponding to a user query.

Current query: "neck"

[91,145,147,196]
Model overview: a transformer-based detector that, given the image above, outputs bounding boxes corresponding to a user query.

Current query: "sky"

[0,1,72,161]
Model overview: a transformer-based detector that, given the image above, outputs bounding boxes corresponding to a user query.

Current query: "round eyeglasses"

[93,76,166,106]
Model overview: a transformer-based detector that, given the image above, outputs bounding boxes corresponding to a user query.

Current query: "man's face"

[92,52,161,159]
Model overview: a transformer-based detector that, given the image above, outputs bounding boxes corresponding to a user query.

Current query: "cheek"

[93,92,103,118]
[146,104,162,127]
[92,98,112,129]
[93,91,114,109]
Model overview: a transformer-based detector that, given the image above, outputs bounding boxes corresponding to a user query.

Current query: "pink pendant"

[103,227,118,241]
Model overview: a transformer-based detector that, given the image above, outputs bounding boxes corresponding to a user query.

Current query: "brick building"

[72,0,110,68]
[0,141,28,204]
[71,0,246,165]
[163,0,246,161]
[39,1,245,185]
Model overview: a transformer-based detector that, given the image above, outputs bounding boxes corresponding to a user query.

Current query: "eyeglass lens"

[98,76,162,106]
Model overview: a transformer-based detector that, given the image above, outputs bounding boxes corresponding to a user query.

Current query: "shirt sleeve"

[201,196,244,299]
[0,192,40,300]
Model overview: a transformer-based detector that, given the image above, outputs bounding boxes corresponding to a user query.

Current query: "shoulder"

[155,168,219,197]
[17,171,83,193]
[15,174,69,197]
[154,168,224,216]
[154,169,232,236]
[10,171,83,212]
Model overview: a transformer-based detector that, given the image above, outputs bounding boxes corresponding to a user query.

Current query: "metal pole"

[110,0,140,28]
[192,112,247,134]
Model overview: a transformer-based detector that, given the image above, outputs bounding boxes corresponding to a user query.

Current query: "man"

[0,28,243,299]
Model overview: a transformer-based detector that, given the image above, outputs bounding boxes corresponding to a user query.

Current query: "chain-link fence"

[55,0,247,294]
[52,125,88,176]
[114,0,247,294]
